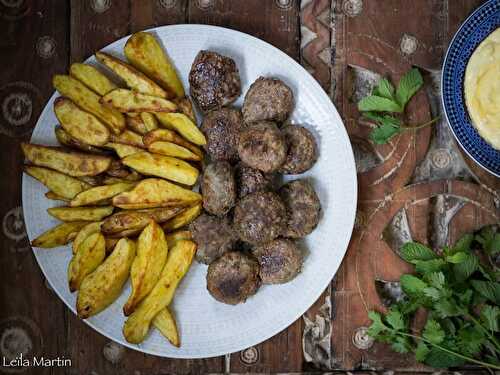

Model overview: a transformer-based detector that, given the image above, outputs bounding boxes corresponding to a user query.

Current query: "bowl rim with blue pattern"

[441,0,500,177]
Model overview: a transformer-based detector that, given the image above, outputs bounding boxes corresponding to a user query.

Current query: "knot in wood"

[2,206,26,242]
[36,36,56,59]
[275,0,293,10]
[240,346,259,364]
[90,0,111,14]
[0,0,23,8]
[431,148,452,169]
[352,326,373,349]
[342,0,363,17]
[103,341,124,364]
[196,0,214,10]
[400,33,418,56]
[157,0,176,9]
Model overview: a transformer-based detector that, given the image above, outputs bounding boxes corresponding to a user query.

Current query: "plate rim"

[22,23,358,358]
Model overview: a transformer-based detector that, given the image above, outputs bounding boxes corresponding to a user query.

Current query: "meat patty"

[189,213,237,264]
[201,107,244,162]
[235,163,272,198]
[189,50,241,113]
[253,238,303,284]
[242,77,294,123]
[207,251,260,305]
[279,179,321,238]
[202,161,236,216]
[280,125,318,174]
[237,121,287,173]
[233,191,286,244]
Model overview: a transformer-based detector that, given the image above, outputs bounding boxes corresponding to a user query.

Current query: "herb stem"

[400,116,441,131]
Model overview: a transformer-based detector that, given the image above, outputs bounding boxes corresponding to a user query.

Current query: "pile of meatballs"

[187,50,322,305]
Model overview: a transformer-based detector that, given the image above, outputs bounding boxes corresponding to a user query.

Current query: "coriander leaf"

[423,319,445,344]
[373,78,395,100]
[400,242,437,263]
[415,341,430,362]
[471,280,500,305]
[358,95,403,113]
[414,259,446,274]
[446,252,468,264]
[453,253,479,282]
[457,326,485,356]
[395,68,423,108]
[400,274,427,297]
[451,234,474,254]
[425,346,466,368]
[370,121,401,144]
[386,310,405,331]
[481,305,500,332]
[391,335,412,353]
[367,311,388,337]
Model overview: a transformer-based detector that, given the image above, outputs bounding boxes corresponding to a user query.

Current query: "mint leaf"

[414,259,446,274]
[395,68,423,108]
[423,319,445,344]
[415,341,430,362]
[434,299,462,318]
[481,305,499,332]
[426,272,446,289]
[451,234,474,254]
[425,345,466,368]
[457,326,485,356]
[400,274,427,297]
[475,227,500,255]
[423,287,441,300]
[445,252,468,264]
[453,253,478,282]
[471,280,500,305]
[400,242,437,263]
[386,310,405,331]
[373,78,395,100]
[358,95,403,113]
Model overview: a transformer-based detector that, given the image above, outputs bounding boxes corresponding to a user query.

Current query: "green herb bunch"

[368,227,500,370]
[357,68,439,144]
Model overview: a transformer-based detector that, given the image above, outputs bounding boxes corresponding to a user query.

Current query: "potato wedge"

[104,237,119,254]
[155,113,206,146]
[77,237,136,318]
[54,97,110,146]
[70,182,136,207]
[143,129,203,159]
[53,75,125,134]
[68,232,106,292]
[69,63,117,95]
[102,173,142,185]
[162,203,202,231]
[123,221,168,316]
[140,113,158,131]
[123,240,196,343]
[25,166,91,200]
[95,52,167,98]
[112,178,201,209]
[148,141,201,161]
[31,221,89,248]
[73,221,102,254]
[173,96,196,123]
[124,32,184,98]
[165,230,192,249]
[105,142,143,158]
[109,129,145,148]
[77,175,105,186]
[55,126,107,154]
[122,151,199,186]
[101,89,177,113]
[126,115,149,135]
[48,206,114,222]
[101,207,184,237]
[45,191,70,202]
[153,308,180,347]
[22,143,112,177]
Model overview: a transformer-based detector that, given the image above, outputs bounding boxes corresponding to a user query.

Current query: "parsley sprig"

[357,68,439,144]
[368,227,500,370]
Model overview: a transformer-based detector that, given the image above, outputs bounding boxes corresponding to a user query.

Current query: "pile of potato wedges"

[24,31,206,347]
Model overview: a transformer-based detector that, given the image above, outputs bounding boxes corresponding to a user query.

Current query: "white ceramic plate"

[22,25,357,358]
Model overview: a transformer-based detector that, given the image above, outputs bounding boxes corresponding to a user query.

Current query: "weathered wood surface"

[0,0,498,374]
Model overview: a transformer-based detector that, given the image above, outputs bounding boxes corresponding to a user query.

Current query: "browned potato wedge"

[162,203,202,232]
[105,142,143,158]
[73,222,102,254]
[48,206,114,222]
[148,141,201,161]
[45,191,70,202]
[124,32,184,98]
[31,221,89,248]
[69,63,117,95]
[123,221,168,316]
[123,240,196,343]
[122,151,199,186]
[140,113,158,131]
[173,97,196,123]
[155,113,206,146]
[25,166,91,200]
[70,182,136,207]
[104,237,120,254]
[112,178,201,209]
[101,207,184,237]
[102,172,142,185]
[153,308,180,347]
[22,143,112,177]
[143,129,203,159]
[109,130,145,148]
[101,89,177,113]
[165,230,192,249]
[77,175,105,186]
[126,115,149,135]
[68,232,106,292]
[53,75,125,134]
[95,52,167,98]
[54,97,110,146]
[77,237,136,318]
[55,126,107,154]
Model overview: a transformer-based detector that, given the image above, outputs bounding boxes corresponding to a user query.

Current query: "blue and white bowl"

[442,0,500,177]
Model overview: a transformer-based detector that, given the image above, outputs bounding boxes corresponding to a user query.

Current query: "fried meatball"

[253,239,303,284]
[207,251,260,305]
[237,121,287,173]
[202,161,236,216]
[201,107,244,162]
[233,191,286,244]
[235,163,272,198]
[189,50,241,113]
[280,125,318,174]
[242,77,294,123]
[189,213,237,264]
[279,179,321,238]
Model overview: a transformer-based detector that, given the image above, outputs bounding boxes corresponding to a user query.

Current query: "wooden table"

[0,0,498,373]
